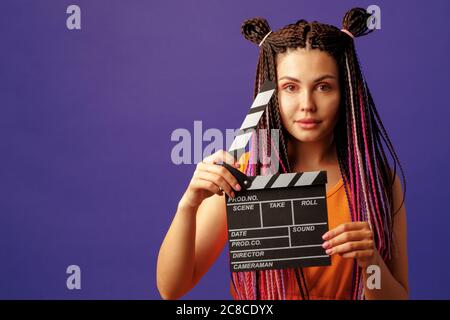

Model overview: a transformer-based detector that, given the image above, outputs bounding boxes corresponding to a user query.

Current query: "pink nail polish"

[322,242,329,249]
[235,184,241,191]
[325,249,332,255]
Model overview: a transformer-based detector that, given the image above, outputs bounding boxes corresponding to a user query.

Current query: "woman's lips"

[295,120,321,129]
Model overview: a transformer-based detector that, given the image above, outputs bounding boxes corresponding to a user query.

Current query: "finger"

[325,240,374,255]
[221,150,239,166]
[197,162,241,191]
[341,249,375,260]
[322,230,373,249]
[203,150,238,166]
[194,170,232,196]
[322,222,370,240]
[191,177,223,196]
[194,170,235,198]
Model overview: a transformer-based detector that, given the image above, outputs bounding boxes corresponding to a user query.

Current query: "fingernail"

[322,233,329,240]
[231,192,235,198]
[235,184,241,191]
[322,241,330,249]
[325,249,333,255]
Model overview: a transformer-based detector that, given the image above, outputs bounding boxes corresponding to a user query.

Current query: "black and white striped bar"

[246,171,327,190]
[228,81,276,160]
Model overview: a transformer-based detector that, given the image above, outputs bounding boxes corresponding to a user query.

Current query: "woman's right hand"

[179,150,243,210]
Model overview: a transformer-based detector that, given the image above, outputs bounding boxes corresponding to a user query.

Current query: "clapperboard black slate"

[221,80,331,272]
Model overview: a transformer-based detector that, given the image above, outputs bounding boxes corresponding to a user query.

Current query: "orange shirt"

[230,153,353,300]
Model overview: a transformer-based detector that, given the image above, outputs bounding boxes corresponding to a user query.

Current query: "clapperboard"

[221,81,331,272]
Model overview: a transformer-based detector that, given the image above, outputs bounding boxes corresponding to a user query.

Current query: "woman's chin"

[291,131,322,143]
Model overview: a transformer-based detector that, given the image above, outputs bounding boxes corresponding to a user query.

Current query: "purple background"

[1,0,449,299]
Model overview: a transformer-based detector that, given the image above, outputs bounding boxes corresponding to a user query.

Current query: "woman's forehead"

[276,48,338,79]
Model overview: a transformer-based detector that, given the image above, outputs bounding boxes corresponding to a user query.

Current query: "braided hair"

[231,7,406,300]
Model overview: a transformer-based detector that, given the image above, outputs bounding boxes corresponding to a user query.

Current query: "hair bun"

[295,19,308,26]
[342,7,375,38]
[241,17,272,46]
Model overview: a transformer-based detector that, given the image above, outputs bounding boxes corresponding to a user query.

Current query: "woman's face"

[276,48,340,143]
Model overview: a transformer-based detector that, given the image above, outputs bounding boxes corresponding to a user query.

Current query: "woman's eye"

[317,84,331,92]
[284,84,297,92]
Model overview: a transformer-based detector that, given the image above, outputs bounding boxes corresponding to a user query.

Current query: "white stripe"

[239,110,264,130]
[228,222,327,232]
[246,175,273,190]
[259,202,263,227]
[250,89,275,109]
[226,196,325,206]
[231,255,329,264]
[291,199,295,225]
[231,244,323,253]
[294,171,320,186]
[229,235,289,242]
[288,226,292,246]
[270,173,297,188]
[228,131,252,152]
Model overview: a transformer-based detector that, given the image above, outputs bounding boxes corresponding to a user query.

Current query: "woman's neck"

[288,134,338,171]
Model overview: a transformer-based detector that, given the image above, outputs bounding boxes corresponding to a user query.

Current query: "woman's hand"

[322,222,379,268]
[179,150,242,210]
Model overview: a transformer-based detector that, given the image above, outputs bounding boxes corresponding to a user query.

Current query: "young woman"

[157,7,408,300]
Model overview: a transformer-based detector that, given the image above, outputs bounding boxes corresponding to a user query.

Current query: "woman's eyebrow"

[278,75,337,83]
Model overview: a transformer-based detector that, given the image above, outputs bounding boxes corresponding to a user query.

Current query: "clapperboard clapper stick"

[219,80,331,272]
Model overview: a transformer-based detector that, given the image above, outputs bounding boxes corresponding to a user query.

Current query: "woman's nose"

[299,90,316,112]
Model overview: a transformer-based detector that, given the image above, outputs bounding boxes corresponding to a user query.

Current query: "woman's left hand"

[322,222,379,268]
